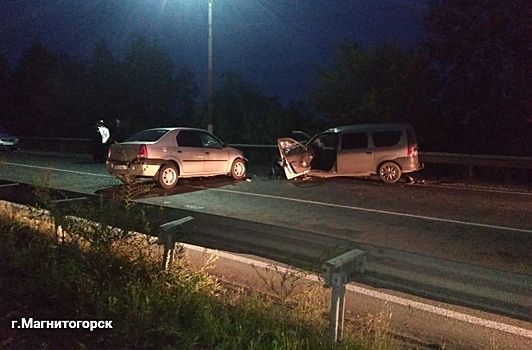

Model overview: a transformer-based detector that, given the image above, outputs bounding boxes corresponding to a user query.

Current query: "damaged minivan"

[277,124,422,183]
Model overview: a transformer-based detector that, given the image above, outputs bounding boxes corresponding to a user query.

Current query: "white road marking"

[50,197,88,203]
[193,187,532,234]
[420,183,532,196]
[183,242,532,339]
[184,204,204,210]
[185,186,532,233]
[0,162,111,178]
[0,182,20,188]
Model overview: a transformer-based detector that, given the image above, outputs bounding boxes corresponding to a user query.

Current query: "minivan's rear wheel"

[158,163,179,189]
[378,162,402,183]
[230,158,246,180]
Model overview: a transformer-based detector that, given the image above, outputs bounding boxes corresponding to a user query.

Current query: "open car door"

[277,138,313,179]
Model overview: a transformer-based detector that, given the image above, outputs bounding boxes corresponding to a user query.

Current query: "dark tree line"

[420,0,532,155]
[0,36,203,140]
[0,35,310,144]
[0,0,530,155]
[310,0,531,155]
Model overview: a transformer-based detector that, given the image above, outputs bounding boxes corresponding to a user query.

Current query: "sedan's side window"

[341,132,368,150]
[198,132,222,149]
[176,130,202,148]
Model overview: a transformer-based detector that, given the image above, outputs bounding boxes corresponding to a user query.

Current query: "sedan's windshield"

[0,126,10,134]
[125,129,169,142]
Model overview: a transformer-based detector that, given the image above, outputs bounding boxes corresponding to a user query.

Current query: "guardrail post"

[157,216,194,270]
[322,249,366,344]
[329,271,347,342]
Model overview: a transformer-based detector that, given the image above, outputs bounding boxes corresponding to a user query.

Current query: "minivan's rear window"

[125,129,169,142]
[372,130,402,147]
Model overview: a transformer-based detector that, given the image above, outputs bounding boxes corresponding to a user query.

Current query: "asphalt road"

[1,151,530,274]
[1,150,532,348]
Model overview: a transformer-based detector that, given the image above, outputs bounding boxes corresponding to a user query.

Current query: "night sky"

[0,0,429,103]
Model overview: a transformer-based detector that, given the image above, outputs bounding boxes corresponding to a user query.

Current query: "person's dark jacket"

[109,124,127,143]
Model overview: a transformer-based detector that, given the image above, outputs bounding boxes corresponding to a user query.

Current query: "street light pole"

[207,0,214,134]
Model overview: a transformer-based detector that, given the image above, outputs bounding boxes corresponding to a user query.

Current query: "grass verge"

[0,200,398,350]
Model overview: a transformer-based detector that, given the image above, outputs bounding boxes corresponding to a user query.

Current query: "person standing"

[109,118,126,143]
[91,120,101,163]
[94,120,110,163]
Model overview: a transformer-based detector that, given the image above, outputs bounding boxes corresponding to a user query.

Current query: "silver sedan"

[106,127,246,189]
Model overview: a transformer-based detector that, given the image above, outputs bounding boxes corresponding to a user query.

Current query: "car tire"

[230,158,246,180]
[378,162,402,183]
[158,163,179,189]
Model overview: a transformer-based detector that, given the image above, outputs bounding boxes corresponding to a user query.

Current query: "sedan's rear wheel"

[378,162,402,183]
[230,158,246,180]
[158,163,179,189]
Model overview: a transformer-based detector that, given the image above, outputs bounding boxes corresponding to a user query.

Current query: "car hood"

[226,145,244,157]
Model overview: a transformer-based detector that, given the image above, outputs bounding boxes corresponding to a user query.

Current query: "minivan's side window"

[311,133,338,150]
[176,130,202,147]
[372,131,402,147]
[341,132,368,150]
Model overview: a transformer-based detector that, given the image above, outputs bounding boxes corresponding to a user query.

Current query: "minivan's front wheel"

[378,162,402,183]
[158,163,179,189]
[230,158,246,180]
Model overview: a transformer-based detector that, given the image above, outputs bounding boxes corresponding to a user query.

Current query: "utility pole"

[207,0,214,134]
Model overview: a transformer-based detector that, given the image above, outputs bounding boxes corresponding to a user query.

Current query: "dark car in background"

[0,126,20,151]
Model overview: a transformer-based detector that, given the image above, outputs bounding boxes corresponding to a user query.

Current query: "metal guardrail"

[19,136,532,171]
[420,152,532,169]
[179,207,532,321]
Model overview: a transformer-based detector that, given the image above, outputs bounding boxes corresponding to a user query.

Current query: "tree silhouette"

[310,41,421,127]
[122,35,178,130]
[422,0,532,155]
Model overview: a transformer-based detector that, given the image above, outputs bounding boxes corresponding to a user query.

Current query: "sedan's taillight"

[137,144,148,159]
[406,144,417,157]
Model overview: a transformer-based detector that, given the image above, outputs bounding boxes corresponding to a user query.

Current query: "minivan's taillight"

[406,127,417,157]
[137,144,148,159]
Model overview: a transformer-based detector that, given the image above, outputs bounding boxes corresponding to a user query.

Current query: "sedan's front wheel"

[230,158,246,180]
[378,162,402,183]
[158,163,179,189]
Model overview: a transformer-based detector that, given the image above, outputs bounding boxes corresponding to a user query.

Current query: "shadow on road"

[95,176,246,200]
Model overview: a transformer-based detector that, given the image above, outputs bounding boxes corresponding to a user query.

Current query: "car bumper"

[0,144,19,151]
[106,159,162,178]
[395,156,422,173]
